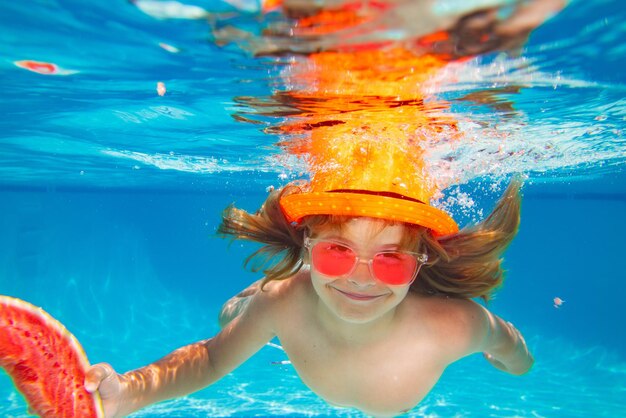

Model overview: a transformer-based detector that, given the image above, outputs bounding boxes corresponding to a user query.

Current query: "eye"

[324,243,352,253]
[377,252,406,261]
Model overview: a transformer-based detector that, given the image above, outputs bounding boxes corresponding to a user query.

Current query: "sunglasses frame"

[304,237,428,285]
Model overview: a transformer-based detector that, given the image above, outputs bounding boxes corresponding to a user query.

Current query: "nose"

[347,259,376,287]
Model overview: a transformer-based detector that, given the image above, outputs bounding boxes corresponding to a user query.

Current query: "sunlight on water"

[103,149,236,174]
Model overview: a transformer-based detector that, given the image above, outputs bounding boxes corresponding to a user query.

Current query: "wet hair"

[217,179,522,301]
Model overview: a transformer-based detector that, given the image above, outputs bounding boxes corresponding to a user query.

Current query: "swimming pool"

[1,0,625,416]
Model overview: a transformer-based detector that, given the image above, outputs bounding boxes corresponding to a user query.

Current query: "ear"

[301,232,311,265]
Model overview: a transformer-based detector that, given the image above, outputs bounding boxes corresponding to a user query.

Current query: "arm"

[87,287,277,417]
[478,309,534,376]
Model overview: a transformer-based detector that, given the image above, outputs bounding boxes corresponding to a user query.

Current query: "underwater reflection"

[132,0,578,196]
[212,0,563,198]
[211,0,565,57]
[233,47,464,196]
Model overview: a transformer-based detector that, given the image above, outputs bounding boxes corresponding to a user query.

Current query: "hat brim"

[280,191,458,237]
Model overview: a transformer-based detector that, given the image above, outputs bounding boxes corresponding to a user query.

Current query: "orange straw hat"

[279,123,459,237]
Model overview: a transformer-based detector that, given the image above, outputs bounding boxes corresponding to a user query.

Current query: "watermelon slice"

[0,296,104,418]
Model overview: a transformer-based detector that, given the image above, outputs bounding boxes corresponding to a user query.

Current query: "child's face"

[308,217,414,325]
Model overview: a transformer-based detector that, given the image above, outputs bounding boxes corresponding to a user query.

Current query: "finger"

[84,363,115,393]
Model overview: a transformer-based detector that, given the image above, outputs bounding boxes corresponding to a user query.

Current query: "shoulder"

[258,269,311,299]
[409,293,488,324]
[405,294,491,359]
[249,270,312,315]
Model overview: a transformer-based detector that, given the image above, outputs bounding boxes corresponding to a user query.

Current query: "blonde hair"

[218,179,522,301]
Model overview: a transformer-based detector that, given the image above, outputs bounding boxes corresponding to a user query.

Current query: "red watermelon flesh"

[0,296,104,418]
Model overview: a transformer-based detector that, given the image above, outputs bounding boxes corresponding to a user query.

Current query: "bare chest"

[277,327,445,415]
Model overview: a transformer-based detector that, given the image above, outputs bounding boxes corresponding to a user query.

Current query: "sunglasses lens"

[372,253,418,285]
[311,242,356,277]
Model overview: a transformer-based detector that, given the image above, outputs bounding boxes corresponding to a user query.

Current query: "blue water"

[1,0,626,417]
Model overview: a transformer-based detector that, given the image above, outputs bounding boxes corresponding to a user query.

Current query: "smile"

[332,287,387,301]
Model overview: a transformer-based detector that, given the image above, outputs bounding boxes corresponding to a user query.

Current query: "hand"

[85,363,127,418]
